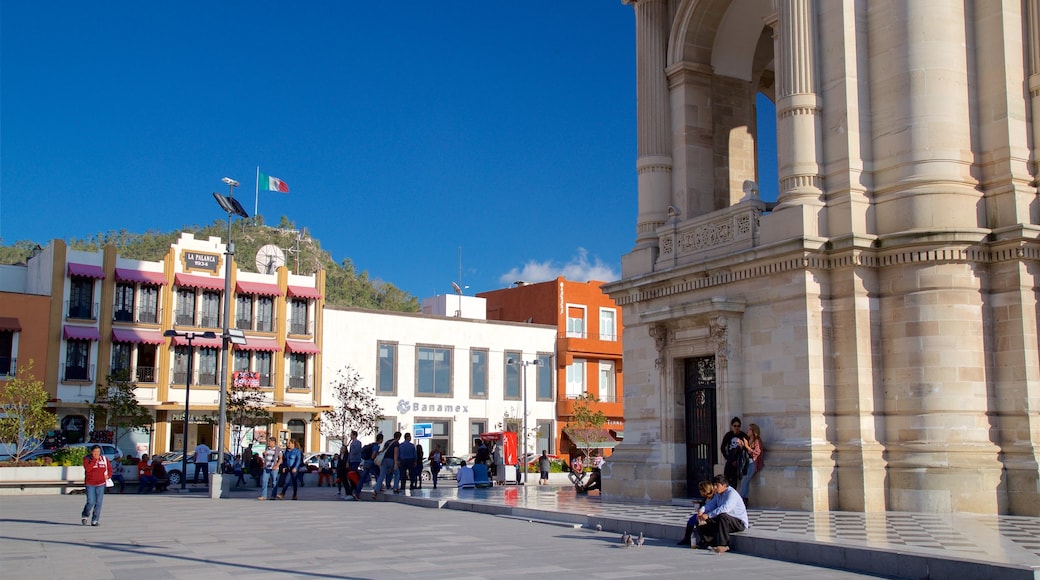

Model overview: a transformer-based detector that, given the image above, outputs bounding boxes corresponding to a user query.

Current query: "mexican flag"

[259,172,290,193]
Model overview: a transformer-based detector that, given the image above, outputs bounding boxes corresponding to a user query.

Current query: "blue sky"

[1,3,637,299]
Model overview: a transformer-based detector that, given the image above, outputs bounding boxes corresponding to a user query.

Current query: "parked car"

[163,451,233,486]
[420,455,466,482]
[20,448,60,462]
[302,452,329,472]
[66,442,124,462]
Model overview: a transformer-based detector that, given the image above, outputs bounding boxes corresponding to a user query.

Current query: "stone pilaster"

[1028,0,1040,191]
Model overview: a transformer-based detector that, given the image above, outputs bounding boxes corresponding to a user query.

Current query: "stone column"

[622,0,673,277]
[772,0,824,209]
[1028,0,1040,190]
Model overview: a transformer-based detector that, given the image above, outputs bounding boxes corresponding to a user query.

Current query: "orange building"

[479,277,623,460]
[0,262,53,406]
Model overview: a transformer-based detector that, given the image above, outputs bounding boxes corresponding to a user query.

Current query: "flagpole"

[254,166,260,224]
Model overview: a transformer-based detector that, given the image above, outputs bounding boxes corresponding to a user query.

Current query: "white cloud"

[498,248,619,286]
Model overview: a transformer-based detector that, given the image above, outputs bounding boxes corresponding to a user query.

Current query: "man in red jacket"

[81,445,112,526]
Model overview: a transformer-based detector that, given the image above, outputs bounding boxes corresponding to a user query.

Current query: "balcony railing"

[600,390,618,403]
[66,300,99,321]
[256,318,274,332]
[200,315,220,328]
[172,370,189,385]
[258,372,272,387]
[113,309,134,322]
[235,317,253,331]
[135,366,157,383]
[289,319,313,336]
[288,376,310,390]
[61,363,95,382]
[0,357,16,377]
[136,305,161,324]
[197,372,217,385]
[176,313,195,326]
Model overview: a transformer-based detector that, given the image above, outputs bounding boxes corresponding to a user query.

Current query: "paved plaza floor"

[0,481,1037,579]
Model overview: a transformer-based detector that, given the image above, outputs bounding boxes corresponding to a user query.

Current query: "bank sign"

[182,251,221,274]
[396,399,469,415]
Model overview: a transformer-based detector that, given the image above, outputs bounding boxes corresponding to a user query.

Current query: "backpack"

[361,442,376,461]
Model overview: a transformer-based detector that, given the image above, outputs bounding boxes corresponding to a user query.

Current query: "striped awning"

[287,285,322,300]
[285,340,321,355]
[170,334,222,349]
[67,263,104,279]
[234,337,282,352]
[0,317,21,332]
[236,280,282,296]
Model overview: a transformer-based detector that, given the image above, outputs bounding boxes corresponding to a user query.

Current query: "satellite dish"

[255,245,286,274]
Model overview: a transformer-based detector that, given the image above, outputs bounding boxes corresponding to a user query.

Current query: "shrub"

[52,446,88,467]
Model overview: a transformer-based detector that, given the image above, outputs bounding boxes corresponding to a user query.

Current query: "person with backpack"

[373,431,401,496]
[352,433,383,500]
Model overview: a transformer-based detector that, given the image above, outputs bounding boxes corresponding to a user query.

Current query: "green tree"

[89,369,153,455]
[566,393,609,466]
[226,382,273,454]
[319,366,383,451]
[0,360,56,460]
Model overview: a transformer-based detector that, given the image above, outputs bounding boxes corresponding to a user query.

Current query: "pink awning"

[174,273,224,291]
[115,268,167,285]
[285,340,321,355]
[235,337,282,352]
[236,280,282,296]
[0,317,21,332]
[111,328,165,345]
[64,325,101,341]
[67,263,105,279]
[287,285,322,300]
[171,334,223,349]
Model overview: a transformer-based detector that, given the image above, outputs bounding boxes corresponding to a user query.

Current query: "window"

[536,353,553,400]
[172,346,190,384]
[113,283,134,322]
[111,343,131,373]
[198,347,219,385]
[504,350,521,399]
[566,359,585,398]
[470,420,487,454]
[256,297,274,332]
[256,351,272,387]
[233,350,250,373]
[600,308,617,341]
[600,361,616,403]
[61,415,87,444]
[200,291,221,328]
[139,285,159,324]
[288,353,308,389]
[235,295,254,330]
[68,277,95,320]
[64,339,91,381]
[536,420,554,455]
[377,342,397,394]
[566,305,585,338]
[288,419,306,448]
[417,346,451,396]
[135,344,157,383]
[176,288,196,326]
[0,330,14,376]
[377,417,396,441]
[470,349,487,398]
[289,299,309,335]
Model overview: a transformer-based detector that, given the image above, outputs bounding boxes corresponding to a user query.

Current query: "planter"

[0,465,86,496]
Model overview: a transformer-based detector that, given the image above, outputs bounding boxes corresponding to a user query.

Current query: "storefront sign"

[182,251,221,274]
[168,412,216,424]
[396,399,469,415]
[233,371,260,389]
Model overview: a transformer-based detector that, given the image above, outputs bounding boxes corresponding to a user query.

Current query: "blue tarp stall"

[456,466,475,488]
[471,463,492,487]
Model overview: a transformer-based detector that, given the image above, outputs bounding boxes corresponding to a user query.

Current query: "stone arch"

[668,0,776,218]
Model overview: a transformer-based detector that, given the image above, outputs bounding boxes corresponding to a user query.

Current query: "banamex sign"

[182,251,221,274]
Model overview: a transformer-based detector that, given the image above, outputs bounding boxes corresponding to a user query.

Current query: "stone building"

[603,0,1039,515]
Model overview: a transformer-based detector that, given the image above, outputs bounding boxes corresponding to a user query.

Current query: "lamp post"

[506,357,542,485]
[213,178,249,497]
[164,329,216,491]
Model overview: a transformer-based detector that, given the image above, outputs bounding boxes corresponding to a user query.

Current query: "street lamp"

[213,178,249,496]
[164,329,216,491]
[506,357,542,485]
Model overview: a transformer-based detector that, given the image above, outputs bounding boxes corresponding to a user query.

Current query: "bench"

[0,480,85,492]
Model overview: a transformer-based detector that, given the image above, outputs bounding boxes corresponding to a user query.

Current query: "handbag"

[105,478,114,488]
[374,445,388,464]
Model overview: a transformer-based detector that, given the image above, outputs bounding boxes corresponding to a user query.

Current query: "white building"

[321,300,558,459]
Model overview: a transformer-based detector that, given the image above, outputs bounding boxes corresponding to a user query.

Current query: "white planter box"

[0,465,86,496]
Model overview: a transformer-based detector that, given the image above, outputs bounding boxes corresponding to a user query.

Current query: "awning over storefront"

[174,272,224,291]
[563,428,619,449]
[115,268,167,285]
[285,340,321,354]
[67,263,105,279]
[111,328,165,345]
[170,334,222,349]
[236,280,282,296]
[235,337,282,352]
[64,325,101,341]
[287,285,322,299]
[0,317,21,332]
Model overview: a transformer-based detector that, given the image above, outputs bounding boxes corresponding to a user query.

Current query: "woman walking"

[278,438,303,500]
[81,445,112,527]
[737,423,763,505]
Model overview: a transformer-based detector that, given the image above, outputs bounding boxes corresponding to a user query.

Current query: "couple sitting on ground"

[677,474,748,554]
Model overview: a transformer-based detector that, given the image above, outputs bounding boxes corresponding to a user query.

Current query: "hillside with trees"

[0,216,420,312]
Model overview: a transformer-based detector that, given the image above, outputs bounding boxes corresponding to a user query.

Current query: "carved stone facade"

[606,0,1039,515]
